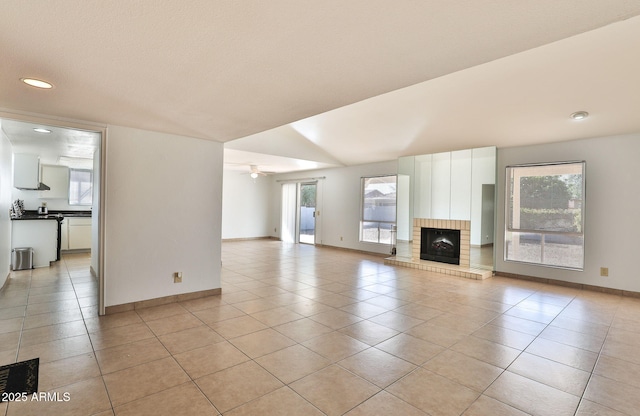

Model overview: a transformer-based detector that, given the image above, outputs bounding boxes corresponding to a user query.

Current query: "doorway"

[1,113,105,314]
[298,182,317,244]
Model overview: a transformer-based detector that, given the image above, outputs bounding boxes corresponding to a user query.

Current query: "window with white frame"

[69,168,93,206]
[360,175,397,244]
[505,161,585,270]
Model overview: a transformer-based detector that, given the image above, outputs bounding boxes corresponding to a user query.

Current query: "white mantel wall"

[411,147,495,246]
[104,126,223,307]
[496,133,640,293]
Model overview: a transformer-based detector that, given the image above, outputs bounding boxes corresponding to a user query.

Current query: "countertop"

[11,210,92,221]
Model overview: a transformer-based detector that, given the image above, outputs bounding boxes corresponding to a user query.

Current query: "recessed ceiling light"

[570,111,589,120]
[33,128,51,134]
[21,78,54,89]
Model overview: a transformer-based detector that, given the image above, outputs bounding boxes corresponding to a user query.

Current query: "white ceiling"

[1,119,99,167]
[2,1,640,174]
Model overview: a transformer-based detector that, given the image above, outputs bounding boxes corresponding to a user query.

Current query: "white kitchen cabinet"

[13,153,40,189]
[40,165,69,199]
[11,220,58,268]
[68,217,91,250]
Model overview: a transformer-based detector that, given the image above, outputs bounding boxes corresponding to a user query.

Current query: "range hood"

[16,182,50,191]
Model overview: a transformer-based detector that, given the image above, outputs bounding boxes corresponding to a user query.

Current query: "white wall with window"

[505,161,585,270]
[270,160,397,255]
[496,133,640,293]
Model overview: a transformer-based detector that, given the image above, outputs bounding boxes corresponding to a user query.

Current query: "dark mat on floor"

[0,358,39,401]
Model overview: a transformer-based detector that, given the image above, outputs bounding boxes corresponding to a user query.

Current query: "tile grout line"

[151,305,225,415]
[67,254,117,416]
[420,289,579,416]
[573,299,621,416]
[12,269,32,365]
[65,253,117,415]
[151,298,324,416]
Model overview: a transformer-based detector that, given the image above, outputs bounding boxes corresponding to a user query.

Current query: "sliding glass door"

[281,182,317,244]
[298,183,316,244]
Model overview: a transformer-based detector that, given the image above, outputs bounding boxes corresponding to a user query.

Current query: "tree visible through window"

[505,162,585,270]
[361,175,397,244]
[69,169,93,206]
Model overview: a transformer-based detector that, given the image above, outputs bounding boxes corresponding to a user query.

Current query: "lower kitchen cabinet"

[67,217,92,250]
[11,219,58,268]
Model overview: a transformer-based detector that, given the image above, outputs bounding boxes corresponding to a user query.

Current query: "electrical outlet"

[174,272,183,283]
[340,236,343,241]
[600,267,609,277]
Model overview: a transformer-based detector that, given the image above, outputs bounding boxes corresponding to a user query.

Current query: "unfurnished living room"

[2,2,640,416]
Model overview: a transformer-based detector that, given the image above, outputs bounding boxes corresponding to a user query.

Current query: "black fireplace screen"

[420,228,461,265]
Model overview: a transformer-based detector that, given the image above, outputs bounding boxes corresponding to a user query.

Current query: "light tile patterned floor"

[1,241,640,415]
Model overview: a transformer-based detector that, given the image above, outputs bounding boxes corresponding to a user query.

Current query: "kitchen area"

[2,119,100,270]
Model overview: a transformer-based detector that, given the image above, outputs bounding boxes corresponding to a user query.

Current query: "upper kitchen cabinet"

[40,165,69,199]
[13,153,40,189]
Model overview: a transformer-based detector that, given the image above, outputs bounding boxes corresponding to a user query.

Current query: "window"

[69,169,93,206]
[505,161,585,270]
[361,175,397,244]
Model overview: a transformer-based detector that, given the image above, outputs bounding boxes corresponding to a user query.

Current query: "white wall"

[471,147,496,245]
[0,125,12,287]
[270,160,397,255]
[221,170,271,239]
[480,184,495,246]
[104,126,223,307]
[496,133,640,292]
[11,188,89,212]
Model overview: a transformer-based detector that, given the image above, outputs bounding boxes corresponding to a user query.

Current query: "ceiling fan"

[248,164,275,179]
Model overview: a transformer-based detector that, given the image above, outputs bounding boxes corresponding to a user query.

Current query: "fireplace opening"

[420,227,461,265]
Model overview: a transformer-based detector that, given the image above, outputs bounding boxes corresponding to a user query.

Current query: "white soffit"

[225,124,345,166]
[2,0,640,148]
[223,149,338,174]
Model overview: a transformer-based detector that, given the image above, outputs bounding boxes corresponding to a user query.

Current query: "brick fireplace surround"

[385,218,492,280]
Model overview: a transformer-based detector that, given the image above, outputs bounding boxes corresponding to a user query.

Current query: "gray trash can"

[12,247,33,270]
